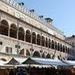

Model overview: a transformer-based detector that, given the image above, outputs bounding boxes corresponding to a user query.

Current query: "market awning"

[22,57,70,67]
[61,59,75,66]
[22,57,41,65]
[6,58,20,65]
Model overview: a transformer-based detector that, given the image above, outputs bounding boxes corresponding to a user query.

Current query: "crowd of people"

[0,67,75,75]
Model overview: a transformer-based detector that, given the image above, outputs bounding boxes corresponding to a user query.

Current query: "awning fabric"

[22,57,41,65]
[22,57,70,66]
[6,58,20,65]
[62,59,75,66]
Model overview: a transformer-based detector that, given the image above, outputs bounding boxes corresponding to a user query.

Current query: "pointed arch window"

[46,54,51,58]
[33,51,40,57]
[26,49,30,56]
[19,49,24,55]
[42,53,45,58]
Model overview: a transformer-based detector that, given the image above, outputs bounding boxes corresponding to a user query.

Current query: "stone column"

[0,11,1,26]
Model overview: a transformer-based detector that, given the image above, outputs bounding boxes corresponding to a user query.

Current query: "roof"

[22,57,70,66]
[6,58,20,65]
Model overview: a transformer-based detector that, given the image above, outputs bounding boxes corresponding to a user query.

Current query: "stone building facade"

[65,35,75,60]
[0,0,73,61]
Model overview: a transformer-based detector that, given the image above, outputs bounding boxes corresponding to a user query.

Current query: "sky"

[17,0,75,37]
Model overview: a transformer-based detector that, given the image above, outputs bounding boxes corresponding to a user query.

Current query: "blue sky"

[17,0,75,37]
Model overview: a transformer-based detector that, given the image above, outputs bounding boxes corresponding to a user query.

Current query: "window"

[32,32,36,44]
[46,38,48,47]
[10,24,17,38]
[37,34,41,45]
[0,41,2,45]
[41,36,45,46]
[6,47,12,54]
[51,40,54,49]
[0,20,9,36]
[26,30,31,43]
[18,27,24,41]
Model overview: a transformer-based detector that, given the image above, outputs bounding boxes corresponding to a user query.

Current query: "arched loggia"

[19,49,24,55]
[58,43,60,51]
[63,45,65,52]
[37,34,41,45]
[10,24,17,38]
[26,30,31,43]
[18,27,24,41]
[60,44,62,52]
[49,39,51,48]
[32,32,36,44]
[51,40,54,49]
[46,38,48,47]
[26,49,30,56]
[0,20,9,36]
[46,54,51,58]
[42,53,45,58]
[33,51,40,57]
[55,42,57,50]
[41,36,45,46]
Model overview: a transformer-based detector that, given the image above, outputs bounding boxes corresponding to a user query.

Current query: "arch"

[65,46,67,53]
[26,49,30,56]
[46,38,48,47]
[37,34,41,45]
[67,48,70,54]
[63,45,65,52]
[41,36,45,46]
[32,32,36,44]
[55,42,57,50]
[18,27,24,41]
[0,20,9,36]
[46,54,51,58]
[60,44,62,52]
[10,24,17,38]
[42,53,45,58]
[49,39,51,48]
[58,43,60,51]
[0,58,7,61]
[33,51,40,57]
[19,49,24,55]
[51,40,54,49]
[26,30,31,43]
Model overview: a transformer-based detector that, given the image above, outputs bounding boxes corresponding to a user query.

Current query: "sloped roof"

[22,57,69,66]
[6,58,20,65]
[22,57,41,65]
